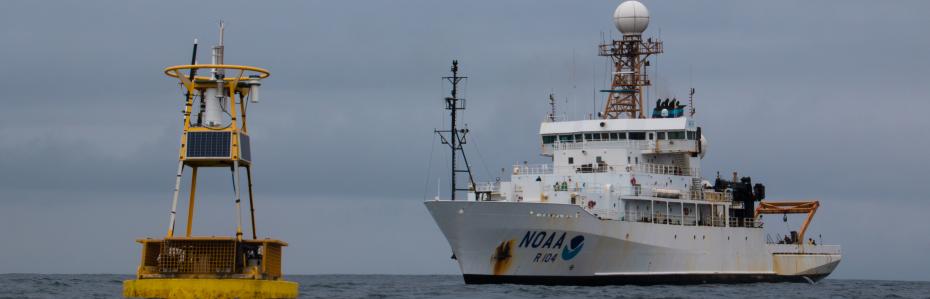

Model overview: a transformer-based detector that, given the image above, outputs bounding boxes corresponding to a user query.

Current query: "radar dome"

[613,1,649,35]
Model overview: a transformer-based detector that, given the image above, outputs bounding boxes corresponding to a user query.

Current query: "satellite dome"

[613,1,649,35]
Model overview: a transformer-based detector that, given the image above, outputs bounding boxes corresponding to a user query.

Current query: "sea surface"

[0,274,928,298]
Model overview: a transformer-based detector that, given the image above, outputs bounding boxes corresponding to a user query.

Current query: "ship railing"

[511,163,699,177]
[549,140,697,153]
[473,181,500,192]
[546,185,590,193]
[654,140,698,153]
[766,244,842,255]
[635,163,699,176]
[512,164,556,175]
[551,140,649,151]
[703,191,732,202]
[621,210,654,223]
[621,211,729,227]
[546,183,730,205]
[617,185,699,200]
[729,217,763,228]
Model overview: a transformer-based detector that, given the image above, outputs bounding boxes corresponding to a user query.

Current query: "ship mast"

[435,60,475,201]
[600,1,663,119]
[548,93,557,122]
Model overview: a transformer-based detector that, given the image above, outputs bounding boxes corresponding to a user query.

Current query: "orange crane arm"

[755,200,820,243]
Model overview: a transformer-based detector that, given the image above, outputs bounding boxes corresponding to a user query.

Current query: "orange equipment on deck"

[754,201,820,243]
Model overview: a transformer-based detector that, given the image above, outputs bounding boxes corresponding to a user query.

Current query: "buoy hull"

[123,278,298,299]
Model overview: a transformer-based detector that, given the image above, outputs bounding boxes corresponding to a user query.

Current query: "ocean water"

[0,274,928,299]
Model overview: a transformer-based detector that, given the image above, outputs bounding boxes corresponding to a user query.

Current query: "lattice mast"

[600,1,663,119]
[435,60,476,201]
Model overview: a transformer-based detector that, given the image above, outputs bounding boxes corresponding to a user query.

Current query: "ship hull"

[425,200,840,285]
[462,273,829,285]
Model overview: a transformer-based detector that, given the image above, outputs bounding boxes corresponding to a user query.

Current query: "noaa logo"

[518,231,584,263]
[561,235,585,260]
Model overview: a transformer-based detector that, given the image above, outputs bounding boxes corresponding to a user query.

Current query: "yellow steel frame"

[755,200,820,243]
[185,167,198,237]
[164,64,270,82]
[163,64,268,240]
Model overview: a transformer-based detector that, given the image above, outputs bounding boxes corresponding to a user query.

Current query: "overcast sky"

[1,0,929,281]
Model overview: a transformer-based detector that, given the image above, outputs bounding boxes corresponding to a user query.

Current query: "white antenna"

[211,21,225,79]
[689,65,696,117]
[689,88,696,117]
[219,21,225,46]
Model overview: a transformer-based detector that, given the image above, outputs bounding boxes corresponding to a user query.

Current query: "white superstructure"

[425,1,840,285]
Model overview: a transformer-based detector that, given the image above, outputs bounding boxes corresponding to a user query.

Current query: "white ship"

[425,1,841,285]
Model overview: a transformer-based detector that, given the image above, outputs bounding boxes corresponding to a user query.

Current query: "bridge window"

[618,132,627,140]
[542,135,556,144]
[629,132,646,140]
[687,131,696,140]
[584,133,592,141]
[574,134,583,142]
[559,135,574,142]
[669,131,685,140]
[648,132,654,140]
[657,132,666,140]
[610,132,619,140]
[568,157,574,164]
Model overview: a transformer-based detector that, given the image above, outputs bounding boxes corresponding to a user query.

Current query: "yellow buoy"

[123,22,298,298]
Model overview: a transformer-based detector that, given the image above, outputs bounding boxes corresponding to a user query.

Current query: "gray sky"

[1,0,929,281]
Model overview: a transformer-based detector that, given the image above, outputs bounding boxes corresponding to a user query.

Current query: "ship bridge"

[538,117,703,174]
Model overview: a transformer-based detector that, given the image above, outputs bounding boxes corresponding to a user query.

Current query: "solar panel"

[239,133,251,162]
[187,131,231,158]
